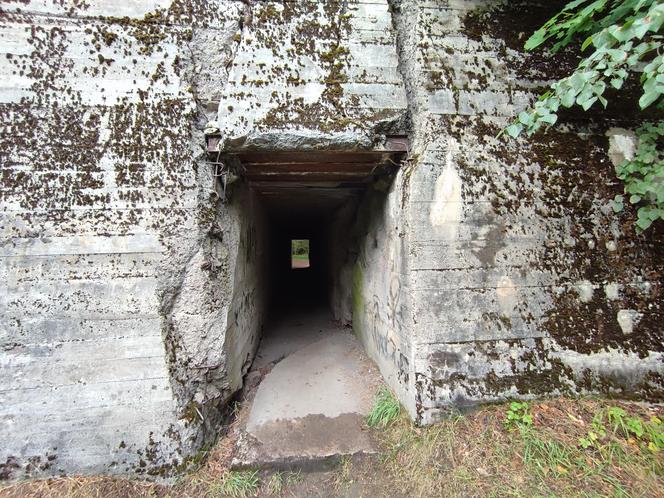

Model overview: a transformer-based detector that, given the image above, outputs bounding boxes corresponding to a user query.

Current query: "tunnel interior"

[263,183,356,314]
[221,146,406,345]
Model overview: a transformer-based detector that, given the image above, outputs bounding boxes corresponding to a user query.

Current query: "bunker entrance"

[207,141,407,371]
[229,147,406,330]
[215,145,407,464]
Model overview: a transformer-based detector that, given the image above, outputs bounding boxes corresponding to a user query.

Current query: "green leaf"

[505,123,523,138]
[562,88,577,107]
[608,406,627,423]
[518,111,535,126]
[581,96,598,110]
[637,211,654,230]
[525,28,548,51]
[640,90,661,109]
[611,195,624,212]
[540,113,558,125]
[627,418,645,438]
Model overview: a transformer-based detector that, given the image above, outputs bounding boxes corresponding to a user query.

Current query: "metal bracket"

[207,149,229,202]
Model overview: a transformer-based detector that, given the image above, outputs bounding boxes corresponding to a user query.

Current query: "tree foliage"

[612,121,664,230]
[506,0,664,231]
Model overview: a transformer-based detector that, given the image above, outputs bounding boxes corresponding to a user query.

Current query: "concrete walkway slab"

[251,309,335,370]
[232,310,382,469]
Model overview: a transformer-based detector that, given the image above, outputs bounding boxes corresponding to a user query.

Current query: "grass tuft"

[367,387,401,428]
[264,470,301,495]
[209,470,260,498]
[521,429,575,478]
[266,471,284,495]
[332,456,354,490]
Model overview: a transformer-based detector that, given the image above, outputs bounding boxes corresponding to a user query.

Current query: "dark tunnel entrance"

[230,147,406,326]
[207,141,408,383]
[199,143,410,464]
[261,175,364,316]
[266,199,339,313]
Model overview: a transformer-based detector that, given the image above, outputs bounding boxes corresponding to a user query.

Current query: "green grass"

[209,470,260,497]
[265,471,284,495]
[521,428,576,478]
[374,398,664,497]
[3,399,661,498]
[367,387,401,428]
[333,455,354,490]
[264,470,301,495]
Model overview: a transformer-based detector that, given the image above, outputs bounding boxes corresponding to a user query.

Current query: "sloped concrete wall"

[390,0,664,423]
[0,0,269,479]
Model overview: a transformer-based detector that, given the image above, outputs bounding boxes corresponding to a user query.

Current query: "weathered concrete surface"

[248,335,376,429]
[2,0,664,481]
[251,307,332,370]
[388,0,664,423]
[216,0,408,150]
[341,174,416,418]
[0,0,267,480]
[233,310,381,469]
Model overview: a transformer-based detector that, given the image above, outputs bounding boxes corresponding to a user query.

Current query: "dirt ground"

[1,397,662,498]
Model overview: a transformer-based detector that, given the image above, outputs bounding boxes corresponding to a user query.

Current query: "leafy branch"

[611,121,664,230]
[504,0,664,231]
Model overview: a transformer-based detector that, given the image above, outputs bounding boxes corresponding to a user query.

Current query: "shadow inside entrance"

[254,203,349,368]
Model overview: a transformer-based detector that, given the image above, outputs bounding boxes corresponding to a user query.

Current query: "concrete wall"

[2,0,663,480]
[390,0,664,423]
[222,184,268,392]
[328,197,359,325]
[216,0,408,150]
[345,173,416,418]
[0,0,269,479]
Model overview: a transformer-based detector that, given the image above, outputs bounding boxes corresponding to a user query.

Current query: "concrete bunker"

[2,0,664,480]
[151,0,417,463]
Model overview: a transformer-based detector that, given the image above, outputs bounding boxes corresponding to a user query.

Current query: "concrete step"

[231,423,378,472]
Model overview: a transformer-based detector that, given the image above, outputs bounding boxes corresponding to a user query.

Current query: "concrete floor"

[232,307,382,469]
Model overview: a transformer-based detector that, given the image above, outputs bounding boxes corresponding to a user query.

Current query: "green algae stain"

[352,261,364,338]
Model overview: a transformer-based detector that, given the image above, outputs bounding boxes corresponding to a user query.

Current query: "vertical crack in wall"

[387,0,423,150]
[385,0,432,214]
